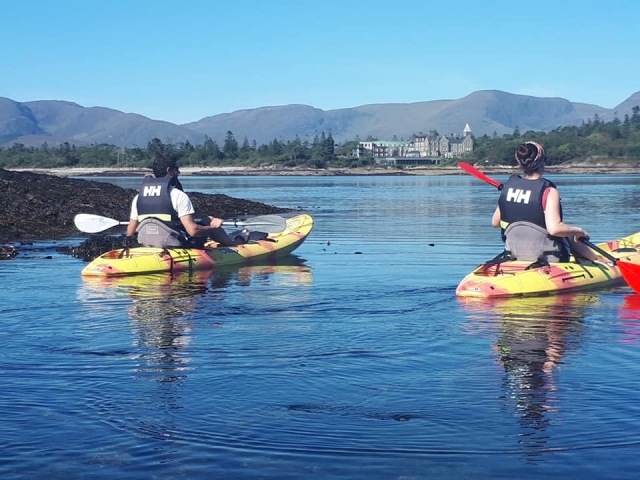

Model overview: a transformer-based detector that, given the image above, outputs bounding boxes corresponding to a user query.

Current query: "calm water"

[2,173,640,479]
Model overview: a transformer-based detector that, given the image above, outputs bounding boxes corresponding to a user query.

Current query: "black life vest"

[136,175,183,229]
[498,175,560,231]
[497,175,567,262]
[135,175,189,248]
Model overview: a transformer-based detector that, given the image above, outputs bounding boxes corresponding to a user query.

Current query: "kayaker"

[491,141,598,263]
[126,152,250,248]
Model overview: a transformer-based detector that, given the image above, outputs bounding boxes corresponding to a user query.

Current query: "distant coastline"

[7,163,640,178]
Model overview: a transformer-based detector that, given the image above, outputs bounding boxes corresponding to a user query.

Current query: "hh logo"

[506,187,531,204]
[143,185,162,197]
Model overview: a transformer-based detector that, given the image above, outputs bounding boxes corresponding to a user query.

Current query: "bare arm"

[491,205,501,228]
[126,219,138,237]
[543,188,589,238]
[544,187,598,260]
[127,196,139,237]
[180,214,224,237]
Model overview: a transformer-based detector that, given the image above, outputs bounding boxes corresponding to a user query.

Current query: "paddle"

[457,161,640,292]
[579,238,640,293]
[457,162,503,190]
[74,213,288,234]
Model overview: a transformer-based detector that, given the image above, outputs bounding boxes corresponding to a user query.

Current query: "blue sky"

[2,0,638,124]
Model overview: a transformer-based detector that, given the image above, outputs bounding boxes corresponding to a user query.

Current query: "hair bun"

[515,141,545,172]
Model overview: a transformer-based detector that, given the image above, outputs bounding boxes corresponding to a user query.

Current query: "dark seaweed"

[0,169,294,261]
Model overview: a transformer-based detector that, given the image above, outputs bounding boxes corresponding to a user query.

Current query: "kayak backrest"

[136,218,187,248]
[504,221,563,262]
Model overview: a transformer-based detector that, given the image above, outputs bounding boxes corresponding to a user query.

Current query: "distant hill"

[600,91,640,122]
[1,90,638,148]
[0,99,206,148]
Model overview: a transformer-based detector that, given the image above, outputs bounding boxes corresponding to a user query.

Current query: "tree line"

[464,106,640,167]
[0,130,371,169]
[1,106,639,169]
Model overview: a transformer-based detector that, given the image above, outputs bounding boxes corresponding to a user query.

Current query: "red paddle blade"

[457,162,503,190]
[617,260,640,294]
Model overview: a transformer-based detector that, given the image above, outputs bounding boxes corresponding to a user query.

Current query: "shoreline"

[7,163,640,177]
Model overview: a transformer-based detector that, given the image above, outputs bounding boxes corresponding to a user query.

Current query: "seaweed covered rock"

[57,234,141,262]
[0,168,293,243]
[0,245,19,260]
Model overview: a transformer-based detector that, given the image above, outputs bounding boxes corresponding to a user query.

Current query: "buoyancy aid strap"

[481,250,514,272]
[139,213,172,222]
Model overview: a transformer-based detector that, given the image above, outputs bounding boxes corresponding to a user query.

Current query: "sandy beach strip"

[7,163,640,178]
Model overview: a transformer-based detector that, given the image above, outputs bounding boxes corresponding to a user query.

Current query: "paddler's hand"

[208,216,223,228]
[573,227,589,242]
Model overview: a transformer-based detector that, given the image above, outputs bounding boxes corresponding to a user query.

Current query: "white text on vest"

[506,188,531,204]
[143,186,162,197]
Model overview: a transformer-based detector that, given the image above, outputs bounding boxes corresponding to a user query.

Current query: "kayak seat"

[136,218,188,248]
[504,221,564,263]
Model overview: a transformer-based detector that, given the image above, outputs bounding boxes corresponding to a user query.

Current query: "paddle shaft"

[74,213,287,234]
[579,239,618,264]
[581,238,640,294]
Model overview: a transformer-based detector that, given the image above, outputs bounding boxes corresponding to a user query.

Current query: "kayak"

[456,231,640,298]
[81,214,313,277]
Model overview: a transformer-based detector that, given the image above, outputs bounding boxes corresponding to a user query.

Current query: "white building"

[357,124,474,161]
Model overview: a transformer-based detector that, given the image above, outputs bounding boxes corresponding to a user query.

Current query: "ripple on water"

[5,177,640,478]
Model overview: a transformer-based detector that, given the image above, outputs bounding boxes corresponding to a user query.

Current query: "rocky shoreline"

[0,168,296,259]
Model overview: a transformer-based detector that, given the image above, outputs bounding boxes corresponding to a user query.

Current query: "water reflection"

[80,272,202,432]
[75,257,314,448]
[618,294,640,344]
[461,294,598,456]
[80,256,313,387]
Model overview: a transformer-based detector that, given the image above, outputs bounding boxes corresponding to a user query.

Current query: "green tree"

[147,137,167,158]
[239,137,253,159]
[223,131,239,159]
[201,136,223,163]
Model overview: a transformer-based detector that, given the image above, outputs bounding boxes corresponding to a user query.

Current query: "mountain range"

[1,90,639,149]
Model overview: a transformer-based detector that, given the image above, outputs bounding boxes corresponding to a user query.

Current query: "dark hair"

[515,141,546,174]
[152,152,179,177]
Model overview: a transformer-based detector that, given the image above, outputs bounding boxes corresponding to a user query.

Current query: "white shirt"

[129,187,195,220]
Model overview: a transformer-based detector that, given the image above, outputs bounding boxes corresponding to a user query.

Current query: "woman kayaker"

[491,141,598,263]
[126,152,250,248]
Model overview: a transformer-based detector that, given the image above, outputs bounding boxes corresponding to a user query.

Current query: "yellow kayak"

[456,231,640,298]
[81,214,313,277]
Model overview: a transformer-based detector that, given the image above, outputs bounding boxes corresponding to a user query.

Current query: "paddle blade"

[223,215,287,234]
[617,260,640,294]
[74,214,126,233]
[458,162,503,190]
